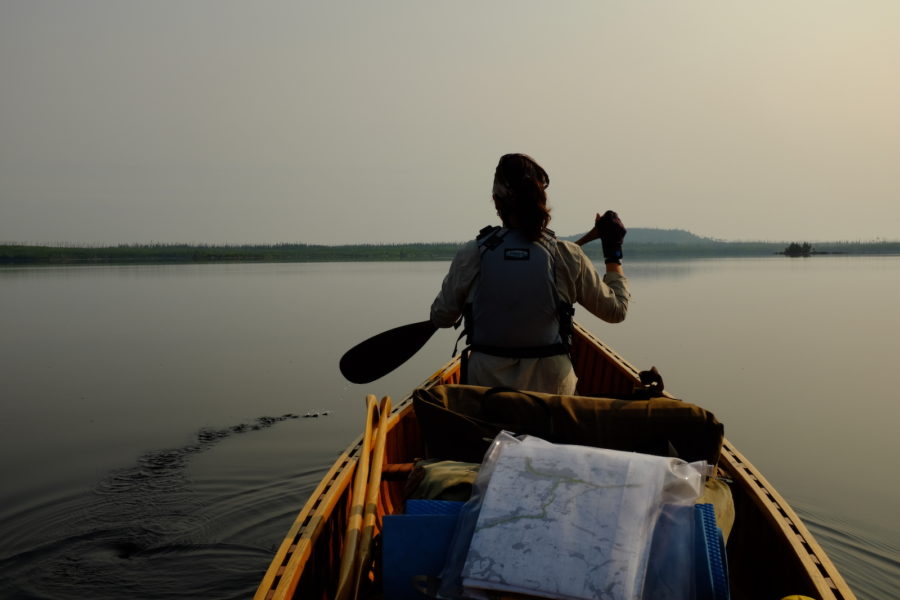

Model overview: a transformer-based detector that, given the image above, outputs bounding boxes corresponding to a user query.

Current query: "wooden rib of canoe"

[255,323,856,600]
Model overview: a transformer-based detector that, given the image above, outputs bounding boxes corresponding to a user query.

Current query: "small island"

[782,242,814,257]
[779,242,843,257]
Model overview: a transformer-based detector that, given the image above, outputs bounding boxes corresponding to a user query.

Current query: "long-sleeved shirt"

[430,236,630,394]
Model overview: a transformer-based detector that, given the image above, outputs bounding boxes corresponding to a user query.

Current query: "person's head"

[492,153,551,241]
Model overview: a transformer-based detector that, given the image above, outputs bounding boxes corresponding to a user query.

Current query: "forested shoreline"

[3,237,899,265]
[0,242,464,264]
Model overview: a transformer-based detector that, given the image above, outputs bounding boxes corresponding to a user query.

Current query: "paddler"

[429,153,630,394]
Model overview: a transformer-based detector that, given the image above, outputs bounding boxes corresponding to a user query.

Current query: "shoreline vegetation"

[3,229,899,265]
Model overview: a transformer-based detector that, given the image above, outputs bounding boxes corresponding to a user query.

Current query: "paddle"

[339,226,602,384]
[339,320,438,384]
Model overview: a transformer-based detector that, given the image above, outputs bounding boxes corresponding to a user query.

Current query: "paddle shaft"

[574,226,601,247]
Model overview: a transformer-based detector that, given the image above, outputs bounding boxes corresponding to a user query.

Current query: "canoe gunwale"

[718,441,855,600]
[254,325,856,600]
[254,360,460,599]
[256,447,358,600]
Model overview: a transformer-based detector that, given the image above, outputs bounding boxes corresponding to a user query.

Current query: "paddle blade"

[339,320,438,384]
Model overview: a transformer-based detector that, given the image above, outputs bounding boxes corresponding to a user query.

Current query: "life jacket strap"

[460,346,471,384]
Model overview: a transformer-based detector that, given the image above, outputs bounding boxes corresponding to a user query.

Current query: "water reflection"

[1,258,898,599]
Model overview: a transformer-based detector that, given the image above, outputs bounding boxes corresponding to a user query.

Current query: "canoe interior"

[256,323,854,600]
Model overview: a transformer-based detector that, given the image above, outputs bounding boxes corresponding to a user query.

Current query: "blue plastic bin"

[381,501,464,600]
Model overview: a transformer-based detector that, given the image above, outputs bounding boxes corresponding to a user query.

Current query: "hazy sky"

[2,1,899,245]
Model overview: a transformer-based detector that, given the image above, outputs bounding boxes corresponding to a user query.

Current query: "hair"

[493,153,551,242]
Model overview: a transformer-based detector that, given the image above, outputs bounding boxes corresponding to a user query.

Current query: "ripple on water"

[187,466,327,545]
[793,501,900,600]
[0,413,312,600]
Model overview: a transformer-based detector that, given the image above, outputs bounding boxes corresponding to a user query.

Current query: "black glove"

[595,210,626,264]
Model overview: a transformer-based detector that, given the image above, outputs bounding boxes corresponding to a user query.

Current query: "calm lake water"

[1,258,898,599]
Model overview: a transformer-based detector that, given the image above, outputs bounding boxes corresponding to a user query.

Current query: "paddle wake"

[0,413,313,599]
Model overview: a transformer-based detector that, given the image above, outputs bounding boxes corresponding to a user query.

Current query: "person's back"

[429,153,630,394]
[470,227,564,353]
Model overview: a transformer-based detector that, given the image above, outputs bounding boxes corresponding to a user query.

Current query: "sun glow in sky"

[2,1,899,244]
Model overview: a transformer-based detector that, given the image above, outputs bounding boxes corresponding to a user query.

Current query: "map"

[460,437,684,600]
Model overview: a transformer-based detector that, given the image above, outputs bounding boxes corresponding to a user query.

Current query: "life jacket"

[459,226,574,359]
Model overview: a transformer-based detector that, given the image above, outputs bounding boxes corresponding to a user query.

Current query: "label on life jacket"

[504,248,530,260]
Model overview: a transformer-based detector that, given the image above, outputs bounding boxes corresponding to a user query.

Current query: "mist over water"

[1,259,898,599]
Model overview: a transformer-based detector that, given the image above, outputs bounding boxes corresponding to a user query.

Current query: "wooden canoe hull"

[256,324,854,600]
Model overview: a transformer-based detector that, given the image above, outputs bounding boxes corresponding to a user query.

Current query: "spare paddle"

[339,225,603,384]
[339,320,438,384]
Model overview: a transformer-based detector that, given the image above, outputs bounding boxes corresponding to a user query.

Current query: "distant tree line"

[776,240,900,257]
[2,238,899,265]
[0,242,464,264]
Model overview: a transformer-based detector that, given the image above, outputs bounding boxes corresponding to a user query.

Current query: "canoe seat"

[413,384,724,465]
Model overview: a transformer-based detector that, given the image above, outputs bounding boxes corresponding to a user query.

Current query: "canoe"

[255,323,855,600]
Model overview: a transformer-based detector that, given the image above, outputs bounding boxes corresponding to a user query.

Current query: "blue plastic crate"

[382,510,461,600]
[695,503,730,600]
[643,503,730,600]
[404,499,465,515]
